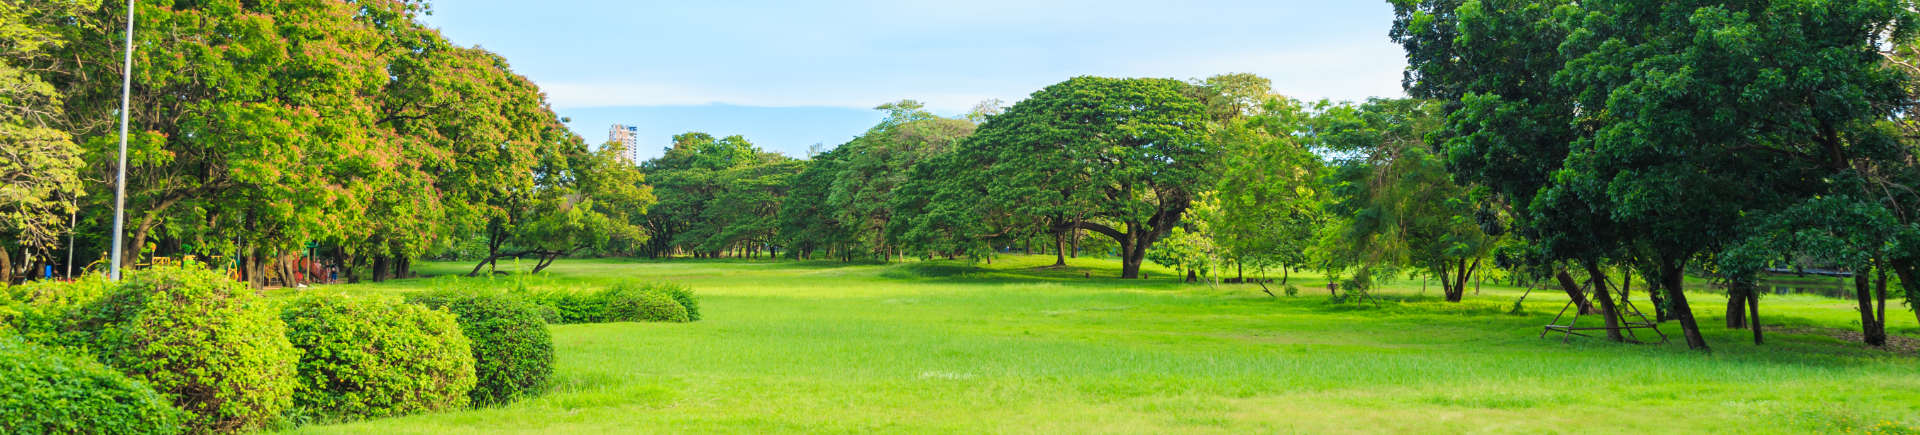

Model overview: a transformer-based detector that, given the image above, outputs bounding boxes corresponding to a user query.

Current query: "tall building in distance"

[608,124,642,164]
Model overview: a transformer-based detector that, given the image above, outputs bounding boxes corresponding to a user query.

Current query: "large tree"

[1315,98,1494,302]
[1202,94,1326,283]
[0,0,94,283]
[921,76,1213,278]
[778,149,853,260]
[829,100,975,261]
[640,133,797,258]
[48,0,396,283]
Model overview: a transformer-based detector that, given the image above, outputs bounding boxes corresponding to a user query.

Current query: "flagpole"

[109,0,134,281]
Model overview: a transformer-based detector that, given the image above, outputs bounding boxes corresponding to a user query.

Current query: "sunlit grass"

[283,255,1920,434]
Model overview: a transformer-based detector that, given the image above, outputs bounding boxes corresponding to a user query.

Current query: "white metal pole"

[65,210,76,278]
[109,0,133,281]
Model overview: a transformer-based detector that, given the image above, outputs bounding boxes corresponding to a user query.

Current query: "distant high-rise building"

[608,124,642,164]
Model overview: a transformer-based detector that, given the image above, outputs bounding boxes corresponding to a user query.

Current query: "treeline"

[632,0,1920,353]
[2,1,654,285]
[636,78,1239,280]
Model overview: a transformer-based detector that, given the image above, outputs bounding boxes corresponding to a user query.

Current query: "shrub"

[406,291,553,406]
[1283,285,1300,297]
[532,291,608,324]
[0,274,113,345]
[280,294,476,420]
[599,284,689,323]
[71,264,299,433]
[0,335,187,434]
[651,283,701,321]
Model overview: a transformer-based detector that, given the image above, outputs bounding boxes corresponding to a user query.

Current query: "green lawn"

[286,255,1920,434]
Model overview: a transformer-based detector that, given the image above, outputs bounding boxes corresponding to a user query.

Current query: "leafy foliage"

[902,77,1214,278]
[600,284,692,323]
[279,295,476,420]
[0,274,111,344]
[640,134,799,259]
[0,0,90,280]
[70,264,298,433]
[0,335,186,435]
[406,290,554,406]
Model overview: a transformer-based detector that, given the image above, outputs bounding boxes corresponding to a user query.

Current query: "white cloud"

[538,42,1408,113]
[541,81,1017,115]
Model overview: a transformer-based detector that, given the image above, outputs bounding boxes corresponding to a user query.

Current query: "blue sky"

[419,1,1409,161]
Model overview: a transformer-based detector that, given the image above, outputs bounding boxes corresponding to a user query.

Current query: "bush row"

[0,265,653,433]
[518,282,700,324]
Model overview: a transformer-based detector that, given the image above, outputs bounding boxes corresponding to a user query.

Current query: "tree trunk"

[1725,286,1748,329]
[1875,267,1889,345]
[1852,271,1883,346]
[1070,228,1081,258]
[282,253,300,287]
[1121,234,1147,279]
[1455,260,1468,300]
[1053,232,1068,267]
[1646,274,1668,322]
[248,251,267,289]
[371,255,390,282]
[0,245,12,286]
[1474,263,1485,295]
[1748,282,1763,345]
[124,225,150,270]
[1661,257,1710,351]
[532,253,559,274]
[468,253,502,277]
[1554,267,1594,314]
[1621,268,1633,302]
[1585,261,1624,342]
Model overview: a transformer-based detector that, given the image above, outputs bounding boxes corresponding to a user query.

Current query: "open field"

[287,255,1920,434]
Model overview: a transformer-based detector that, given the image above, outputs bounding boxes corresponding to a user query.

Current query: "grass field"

[285,255,1920,434]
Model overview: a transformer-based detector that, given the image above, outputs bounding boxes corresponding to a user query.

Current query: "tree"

[1204,96,1325,283]
[640,133,797,258]
[468,139,653,276]
[778,150,852,259]
[923,77,1212,278]
[1394,0,1917,350]
[1392,0,1621,324]
[829,100,975,261]
[48,0,399,284]
[700,160,802,258]
[1550,0,1915,350]
[1315,98,1493,303]
[0,0,93,283]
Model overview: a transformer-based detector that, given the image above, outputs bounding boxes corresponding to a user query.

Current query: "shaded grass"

[283,255,1920,434]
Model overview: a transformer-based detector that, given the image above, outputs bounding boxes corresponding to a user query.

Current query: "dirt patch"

[1767,326,1920,354]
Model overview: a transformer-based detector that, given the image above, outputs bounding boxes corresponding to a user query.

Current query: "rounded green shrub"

[72,264,299,433]
[600,285,689,323]
[280,294,477,420]
[0,335,187,434]
[406,291,553,406]
[651,283,701,321]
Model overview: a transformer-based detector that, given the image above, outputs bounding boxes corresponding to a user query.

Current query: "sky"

[418,1,1410,161]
